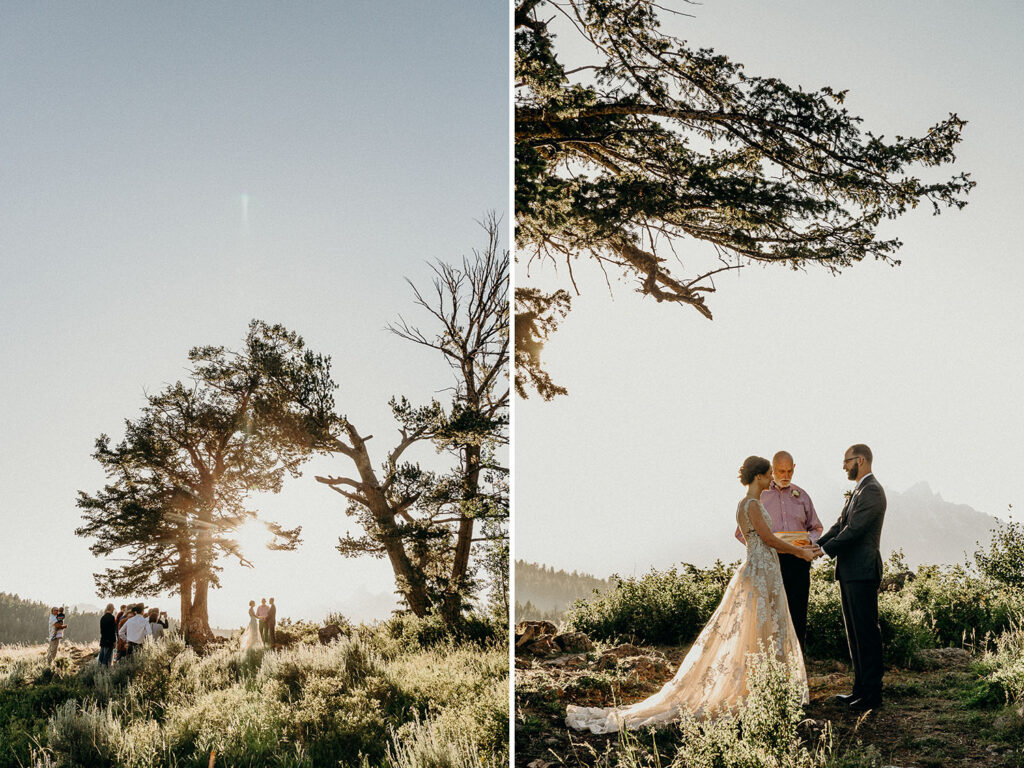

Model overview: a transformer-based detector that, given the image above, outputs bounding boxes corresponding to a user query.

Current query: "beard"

[846,465,858,481]
[774,476,791,488]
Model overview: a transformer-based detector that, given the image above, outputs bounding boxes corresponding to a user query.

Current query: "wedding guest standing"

[735,450,823,649]
[118,605,151,658]
[267,598,277,646]
[98,604,116,666]
[114,605,128,662]
[148,608,169,641]
[46,607,65,664]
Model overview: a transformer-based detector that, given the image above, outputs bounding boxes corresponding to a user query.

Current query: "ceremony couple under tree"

[240,598,277,651]
[566,445,886,732]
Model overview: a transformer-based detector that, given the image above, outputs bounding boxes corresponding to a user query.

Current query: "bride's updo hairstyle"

[738,455,771,485]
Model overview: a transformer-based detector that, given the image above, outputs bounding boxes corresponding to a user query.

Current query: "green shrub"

[877,591,933,667]
[805,575,848,661]
[975,514,1024,589]
[563,563,737,646]
[975,621,1024,707]
[668,650,820,768]
[45,700,122,766]
[381,613,501,651]
[388,713,496,768]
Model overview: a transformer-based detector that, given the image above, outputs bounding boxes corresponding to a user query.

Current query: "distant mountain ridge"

[882,481,999,567]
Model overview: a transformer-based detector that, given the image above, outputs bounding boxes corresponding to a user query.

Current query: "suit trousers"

[839,578,883,698]
[778,553,810,650]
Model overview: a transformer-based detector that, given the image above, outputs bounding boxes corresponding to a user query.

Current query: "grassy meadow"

[0,615,508,768]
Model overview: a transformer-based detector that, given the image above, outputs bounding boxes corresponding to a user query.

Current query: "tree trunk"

[184,581,215,648]
[370,492,432,618]
[184,485,216,648]
[442,443,481,622]
[347,435,434,618]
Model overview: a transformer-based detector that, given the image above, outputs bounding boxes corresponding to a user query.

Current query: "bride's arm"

[746,501,815,561]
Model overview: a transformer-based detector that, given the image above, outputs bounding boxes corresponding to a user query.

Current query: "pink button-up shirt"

[735,481,823,544]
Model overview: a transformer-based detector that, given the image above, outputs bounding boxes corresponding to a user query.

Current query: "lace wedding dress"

[239,608,264,652]
[566,498,808,733]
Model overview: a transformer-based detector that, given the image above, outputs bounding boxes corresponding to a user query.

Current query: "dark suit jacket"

[99,612,117,648]
[818,474,886,582]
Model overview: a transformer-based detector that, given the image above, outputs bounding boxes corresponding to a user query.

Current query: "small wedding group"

[45,603,170,667]
[567,444,886,733]
[239,597,278,652]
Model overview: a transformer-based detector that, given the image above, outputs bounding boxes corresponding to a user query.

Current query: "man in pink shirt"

[735,450,823,649]
[256,598,270,643]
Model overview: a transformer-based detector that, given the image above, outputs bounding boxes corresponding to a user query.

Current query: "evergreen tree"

[76,321,317,646]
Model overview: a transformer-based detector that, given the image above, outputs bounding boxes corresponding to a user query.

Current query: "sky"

[0,2,508,628]
[515,0,1024,578]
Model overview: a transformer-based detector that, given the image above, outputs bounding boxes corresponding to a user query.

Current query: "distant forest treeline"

[515,560,611,622]
[0,593,102,645]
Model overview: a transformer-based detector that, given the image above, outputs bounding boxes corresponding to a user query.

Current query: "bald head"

[772,451,795,488]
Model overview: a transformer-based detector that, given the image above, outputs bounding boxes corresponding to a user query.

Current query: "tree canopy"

[515,0,973,395]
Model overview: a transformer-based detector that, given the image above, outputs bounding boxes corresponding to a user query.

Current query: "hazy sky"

[0,3,507,627]
[516,0,1024,577]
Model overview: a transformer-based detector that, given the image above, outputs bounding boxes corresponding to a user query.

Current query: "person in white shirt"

[118,605,152,656]
[46,607,65,664]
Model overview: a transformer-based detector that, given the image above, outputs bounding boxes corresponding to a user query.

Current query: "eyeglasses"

[842,457,861,465]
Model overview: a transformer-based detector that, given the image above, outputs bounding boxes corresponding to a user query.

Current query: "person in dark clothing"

[819,444,887,712]
[98,603,116,666]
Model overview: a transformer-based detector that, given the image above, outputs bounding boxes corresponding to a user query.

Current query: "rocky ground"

[515,622,1024,768]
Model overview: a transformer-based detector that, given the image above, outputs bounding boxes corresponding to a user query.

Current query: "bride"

[239,600,264,652]
[566,456,816,733]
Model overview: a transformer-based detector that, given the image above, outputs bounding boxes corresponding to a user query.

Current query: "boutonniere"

[791,489,800,498]
[843,490,853,502]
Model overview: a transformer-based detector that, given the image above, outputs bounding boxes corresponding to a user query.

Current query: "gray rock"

[554,632,594,653]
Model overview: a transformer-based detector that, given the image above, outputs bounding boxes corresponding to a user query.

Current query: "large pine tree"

[76,321,322,645]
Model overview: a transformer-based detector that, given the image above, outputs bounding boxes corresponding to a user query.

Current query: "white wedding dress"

[239,607,264,652]
[566,498,809,733]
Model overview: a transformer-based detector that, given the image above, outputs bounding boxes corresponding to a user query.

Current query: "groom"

[817,444,886,712]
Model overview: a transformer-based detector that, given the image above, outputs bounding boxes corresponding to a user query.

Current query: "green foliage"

[974,511,1024,588]
[974,621,1024,708]
[907,564,1024,646]
[388,713,494,768]
[670,650,819,768]
[515,0,973,344]
[0,621,508,768]
[562,562,737,646]
[379,612,503,652]
[564,556,1024,669]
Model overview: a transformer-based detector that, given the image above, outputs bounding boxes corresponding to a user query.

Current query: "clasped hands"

[798,544,824,561]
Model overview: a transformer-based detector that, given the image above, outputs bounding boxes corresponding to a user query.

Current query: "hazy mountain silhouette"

[881,481,999,567]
